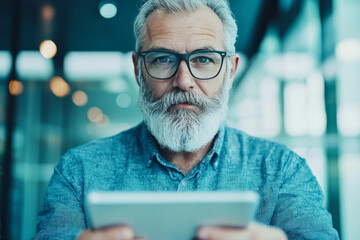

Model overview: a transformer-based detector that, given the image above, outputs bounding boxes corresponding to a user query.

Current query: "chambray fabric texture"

[34,122,339,240]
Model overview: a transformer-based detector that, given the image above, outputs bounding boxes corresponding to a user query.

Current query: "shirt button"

[147,160,152,165]
[181,181,187,187]
[214,161,219,168]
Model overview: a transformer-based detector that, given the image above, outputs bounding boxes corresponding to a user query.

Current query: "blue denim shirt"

[34,122,339,240]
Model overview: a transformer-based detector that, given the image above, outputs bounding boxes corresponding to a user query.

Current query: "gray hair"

[133,0,238,53]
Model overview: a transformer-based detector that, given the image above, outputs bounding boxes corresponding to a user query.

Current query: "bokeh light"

[49,76,71,97]
[9,80,23,96]
[41,4,55,23]
[72,90,88,106]
[97,114,110,128]
[336,38,360,62]
[87,107,103,123]
[116,93,131,108]
[99,1,117,19]
[40,40,57,59]
[338,102,360,136]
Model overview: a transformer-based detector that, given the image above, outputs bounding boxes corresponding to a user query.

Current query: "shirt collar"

[205,123,225,171]
[139,121,225,169]
[139,122,159,167]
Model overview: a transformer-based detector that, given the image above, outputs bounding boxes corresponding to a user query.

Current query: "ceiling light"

[41,4,55,23]
[99,1,117,19]
[40,40,57,59]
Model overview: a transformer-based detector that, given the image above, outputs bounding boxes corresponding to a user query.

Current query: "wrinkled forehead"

[143,6,224,52]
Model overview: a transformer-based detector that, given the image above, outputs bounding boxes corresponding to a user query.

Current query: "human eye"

[191,53,217,65]
[146,52,176,65]
[194,56,212,64]
[155,55,175,64]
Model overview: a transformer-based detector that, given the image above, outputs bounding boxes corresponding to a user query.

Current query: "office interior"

[0,0,360,239]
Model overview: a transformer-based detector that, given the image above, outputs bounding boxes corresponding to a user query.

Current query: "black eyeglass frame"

[138,49,233,80]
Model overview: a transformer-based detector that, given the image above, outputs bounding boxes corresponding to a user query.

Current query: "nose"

[172,60,195,91]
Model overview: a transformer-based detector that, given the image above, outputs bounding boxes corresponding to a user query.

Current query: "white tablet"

[86,191,259,240]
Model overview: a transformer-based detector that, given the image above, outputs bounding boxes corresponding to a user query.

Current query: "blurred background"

[0,0,359,239]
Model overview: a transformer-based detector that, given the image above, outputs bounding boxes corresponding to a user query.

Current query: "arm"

[33,154,86,240]
[271,152,339,240]
[194,150,339,240]
[33,152,140,240]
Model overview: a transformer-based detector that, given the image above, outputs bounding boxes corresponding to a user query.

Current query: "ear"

[132,52,140,86]
[228,53,239,89]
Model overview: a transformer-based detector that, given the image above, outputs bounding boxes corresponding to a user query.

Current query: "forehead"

[143,6,224,52]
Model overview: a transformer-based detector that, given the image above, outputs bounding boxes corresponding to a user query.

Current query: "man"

[34,0,339,239]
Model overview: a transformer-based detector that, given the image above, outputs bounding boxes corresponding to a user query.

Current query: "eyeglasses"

[138,50,232,80]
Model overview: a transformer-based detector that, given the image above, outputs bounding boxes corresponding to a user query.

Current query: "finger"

[107,225,135,240]
[90,225,135,240]
[247,223,288,240]
[197,226,249,240]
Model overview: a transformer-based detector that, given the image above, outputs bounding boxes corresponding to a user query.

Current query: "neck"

[157,137,216,175]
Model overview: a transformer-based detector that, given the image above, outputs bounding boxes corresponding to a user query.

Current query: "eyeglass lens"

[143,51,223,79]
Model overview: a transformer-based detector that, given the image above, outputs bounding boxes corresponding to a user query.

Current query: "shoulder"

[224,126,291,156]
[223,125,304,174]
[59,123,143,170]
[47,124,145,197]
[70,123,141,153]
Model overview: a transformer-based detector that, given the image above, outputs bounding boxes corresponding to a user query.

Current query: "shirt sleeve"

[33,152,86,240]
[270,151,340,240]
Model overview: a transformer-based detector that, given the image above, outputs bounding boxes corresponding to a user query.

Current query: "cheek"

[140,64,172,98]
[145,79,173,98]
[199,82,222,97]
[197,73,225,97]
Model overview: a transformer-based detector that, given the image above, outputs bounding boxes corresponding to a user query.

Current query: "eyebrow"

[192,46,216,52]
[144,45,217,53]
[145,47,176,52]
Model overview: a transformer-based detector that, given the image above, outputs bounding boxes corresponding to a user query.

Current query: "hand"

[77,226,144,240]
[196,222,288,240]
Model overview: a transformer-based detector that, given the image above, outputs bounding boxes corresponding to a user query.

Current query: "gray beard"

[138,63,231,152]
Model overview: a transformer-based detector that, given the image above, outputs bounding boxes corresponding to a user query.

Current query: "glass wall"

[227,1,360,239]
[334,0,360,239]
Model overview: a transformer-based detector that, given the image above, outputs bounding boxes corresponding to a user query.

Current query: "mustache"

[146,89,222,113]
